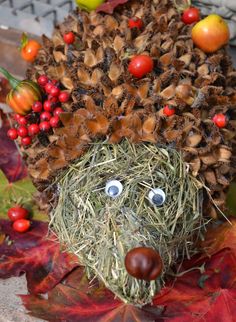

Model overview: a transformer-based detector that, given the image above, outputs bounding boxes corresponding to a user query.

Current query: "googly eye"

[105,180,123,198]
[148,188,166,207]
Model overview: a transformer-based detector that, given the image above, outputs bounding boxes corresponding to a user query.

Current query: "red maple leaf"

[21,267,164,322]
[154,249,236,321]
[20,248,236,322]
[0,220,79,294]
[96,0,130,14]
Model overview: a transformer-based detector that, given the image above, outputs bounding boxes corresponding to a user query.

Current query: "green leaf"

[0,171,48,221]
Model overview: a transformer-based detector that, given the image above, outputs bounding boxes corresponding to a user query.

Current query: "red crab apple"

[8,206,29,222]
[182,7,200,25]
[13,219,30,233]
[128,55,154,78]
[163,105,175,116]
[63,32,75,45]
[213,113,227,128]
[128,17,143,29]
[192,14,230,53]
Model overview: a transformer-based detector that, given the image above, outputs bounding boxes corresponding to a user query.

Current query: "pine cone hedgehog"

[23,0,236,305]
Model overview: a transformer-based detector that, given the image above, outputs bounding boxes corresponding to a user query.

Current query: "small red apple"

[192,14,230,53]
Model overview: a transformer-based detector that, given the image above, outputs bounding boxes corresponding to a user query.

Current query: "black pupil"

[152,194,164,206]
[108,186,119,196]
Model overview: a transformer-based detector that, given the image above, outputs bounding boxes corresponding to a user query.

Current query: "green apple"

[75,0,105,12]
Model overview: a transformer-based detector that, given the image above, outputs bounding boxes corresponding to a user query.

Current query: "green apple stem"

[0,67,21,89]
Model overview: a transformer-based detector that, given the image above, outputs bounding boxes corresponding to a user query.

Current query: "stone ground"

[0,276,44,322]
[0,27,236,322]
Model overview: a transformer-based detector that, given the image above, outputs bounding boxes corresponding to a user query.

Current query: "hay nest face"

[51,140,205,305]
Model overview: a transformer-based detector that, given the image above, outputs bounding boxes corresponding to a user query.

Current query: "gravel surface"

[0,276,45,322]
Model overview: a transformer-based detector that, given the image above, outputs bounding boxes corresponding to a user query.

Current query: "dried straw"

[50,140,206,305]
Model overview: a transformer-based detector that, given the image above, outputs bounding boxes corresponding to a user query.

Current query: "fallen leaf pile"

[0,220,78,294]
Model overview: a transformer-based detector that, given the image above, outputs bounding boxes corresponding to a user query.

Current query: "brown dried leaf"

[108,63,122,82]
[160,84,176,99]
[190,157,201,177]
[137,82,149,100]
[52,30,64,47]
[59,113,74,127]
[86,115,109,135]
[30,159,50,180]
[217,146,232,162]
[134,34,150,51]
[113,35,125,52]
[84,49,97,68]
[164,129,181,142]
[53,51,66,63]
[91,69,104,86]
[61,77,74,90]
[186,133,202,147]
[104,15,119,30]
[175,84,196,105]
[160,53,172,66]
[93,25,105,37]
[178,53,192,66]
[47,65,66,79]
[197,64,209,76]
[142,116,156,134]
[200,153,217,165]
[112,85,124,98]
[77,69,90,85]
[204,170,217,185]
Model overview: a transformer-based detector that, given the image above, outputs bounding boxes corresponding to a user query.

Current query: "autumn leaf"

[200,217,236,257]
[21,266,164,322]
[96,0,130,14]
[0,172,46,221]
[0,220,79,294]
[154,249,236,321]
[20,248,236,322]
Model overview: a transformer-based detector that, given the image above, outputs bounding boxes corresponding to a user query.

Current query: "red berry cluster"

[7,75,70,146]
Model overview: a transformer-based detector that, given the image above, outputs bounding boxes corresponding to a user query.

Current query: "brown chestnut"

[124,247,163,281]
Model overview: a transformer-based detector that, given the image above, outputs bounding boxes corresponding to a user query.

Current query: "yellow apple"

[75,0,105,12]
[192,14,230,53]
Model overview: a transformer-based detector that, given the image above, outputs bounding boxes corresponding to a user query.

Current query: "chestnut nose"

[125,247,163,281]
